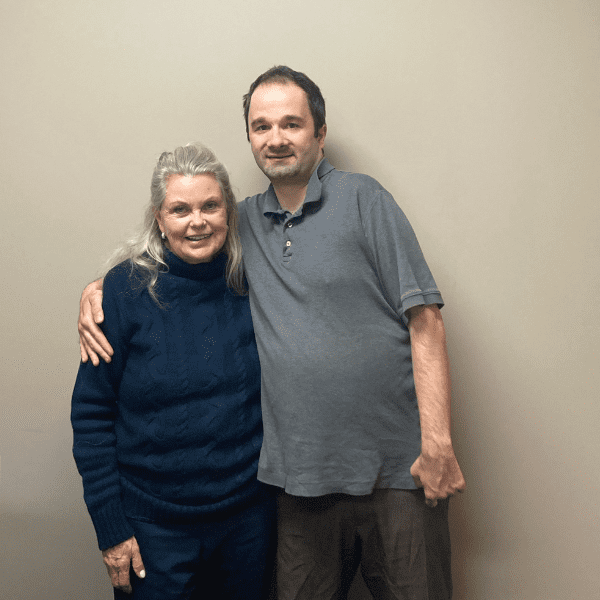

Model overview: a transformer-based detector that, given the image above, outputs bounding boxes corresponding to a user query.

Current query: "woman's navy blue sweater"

[71,250,265,550]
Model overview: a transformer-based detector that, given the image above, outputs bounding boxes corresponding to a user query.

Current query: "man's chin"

[262,164,300,180]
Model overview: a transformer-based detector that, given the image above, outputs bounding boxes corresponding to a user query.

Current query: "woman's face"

[156,174,228,264]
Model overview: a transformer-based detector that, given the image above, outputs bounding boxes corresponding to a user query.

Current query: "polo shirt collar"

[263,157,335,219]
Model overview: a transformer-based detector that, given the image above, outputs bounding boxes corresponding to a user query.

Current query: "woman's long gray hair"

[104,143,245,302]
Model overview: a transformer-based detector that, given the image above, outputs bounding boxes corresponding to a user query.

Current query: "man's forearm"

[408,305,453,451]
[408,304,466,502]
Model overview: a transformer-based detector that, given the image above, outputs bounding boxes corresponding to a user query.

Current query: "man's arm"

[407,304,466,507]
[79,278,113,366]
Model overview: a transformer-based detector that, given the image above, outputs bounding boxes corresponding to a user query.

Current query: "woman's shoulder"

[104,259,149,299]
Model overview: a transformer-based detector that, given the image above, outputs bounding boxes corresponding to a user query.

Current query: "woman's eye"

[173,206,186,214]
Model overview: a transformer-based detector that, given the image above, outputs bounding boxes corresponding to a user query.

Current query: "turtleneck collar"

[162,247,227,282]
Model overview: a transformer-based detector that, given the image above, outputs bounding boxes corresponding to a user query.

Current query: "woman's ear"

[154,210,164,234]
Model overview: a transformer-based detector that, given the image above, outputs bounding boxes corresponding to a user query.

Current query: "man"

[79,66,466,600]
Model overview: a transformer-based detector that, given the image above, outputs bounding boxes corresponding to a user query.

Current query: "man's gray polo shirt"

[238,158,443,496]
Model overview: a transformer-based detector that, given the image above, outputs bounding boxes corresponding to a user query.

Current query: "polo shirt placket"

[282,214,294,263]
[265,207,316,265]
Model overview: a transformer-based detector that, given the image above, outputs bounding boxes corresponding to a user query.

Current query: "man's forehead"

[249,82,310,114]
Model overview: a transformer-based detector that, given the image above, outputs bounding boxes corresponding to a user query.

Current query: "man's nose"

[267,126,285,148]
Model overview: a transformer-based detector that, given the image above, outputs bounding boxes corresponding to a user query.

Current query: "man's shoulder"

[324,162,385,188]
[323,165,389,203]
[240,189,269,207]
[238,188,272,222]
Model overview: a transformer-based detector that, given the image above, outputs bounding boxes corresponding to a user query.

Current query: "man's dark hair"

[243,65,326,141]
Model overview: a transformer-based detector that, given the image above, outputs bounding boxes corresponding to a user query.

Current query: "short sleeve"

[361,190,443,323]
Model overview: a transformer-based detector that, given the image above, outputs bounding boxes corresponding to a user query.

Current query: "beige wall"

[1,1,598,598]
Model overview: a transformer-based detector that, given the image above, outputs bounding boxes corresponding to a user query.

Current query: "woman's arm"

[73,266,148,591]
[72,267,134,548]
[102,536,145,594]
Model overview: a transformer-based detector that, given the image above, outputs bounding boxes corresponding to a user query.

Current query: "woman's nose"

[190,210,207,227]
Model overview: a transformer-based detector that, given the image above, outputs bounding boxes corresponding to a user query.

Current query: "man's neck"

[271,156,322,213]
[272,181,309,214]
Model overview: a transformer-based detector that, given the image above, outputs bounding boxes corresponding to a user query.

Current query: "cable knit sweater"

[71,250,265,550]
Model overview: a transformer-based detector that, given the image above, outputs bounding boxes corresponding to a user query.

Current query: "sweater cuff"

[88,499,135,551]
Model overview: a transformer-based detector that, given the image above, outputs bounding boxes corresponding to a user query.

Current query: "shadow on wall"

[320,137,362,175]
[2,507,110,599]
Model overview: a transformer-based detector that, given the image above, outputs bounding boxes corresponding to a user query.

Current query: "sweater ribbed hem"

[120,476,270,524]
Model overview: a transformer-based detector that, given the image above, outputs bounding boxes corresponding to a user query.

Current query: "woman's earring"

[161,232,166,240]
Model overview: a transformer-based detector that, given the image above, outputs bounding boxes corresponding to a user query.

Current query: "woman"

[71,143,275,599]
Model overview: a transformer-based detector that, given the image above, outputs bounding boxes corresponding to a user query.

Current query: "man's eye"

[287,123,298,128]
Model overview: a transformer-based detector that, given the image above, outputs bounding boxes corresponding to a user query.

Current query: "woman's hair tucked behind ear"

[102,143,245,304]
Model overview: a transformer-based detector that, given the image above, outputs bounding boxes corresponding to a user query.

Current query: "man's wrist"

[420,436,453,456]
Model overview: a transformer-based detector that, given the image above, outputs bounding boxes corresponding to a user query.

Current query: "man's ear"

[318,124,327,143]
[318,124,327,153]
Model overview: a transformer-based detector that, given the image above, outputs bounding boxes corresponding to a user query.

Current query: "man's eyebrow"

[250,114,306,127]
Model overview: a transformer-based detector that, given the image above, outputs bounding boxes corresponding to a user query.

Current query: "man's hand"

[411,445,466,508]
[101,536,146,594]
[78,278,113,366]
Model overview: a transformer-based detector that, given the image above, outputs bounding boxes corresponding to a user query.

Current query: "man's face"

[248,82,326,185]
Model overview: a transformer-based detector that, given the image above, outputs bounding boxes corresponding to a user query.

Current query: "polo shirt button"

[287,222,293,228]
[286,241,292,247]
